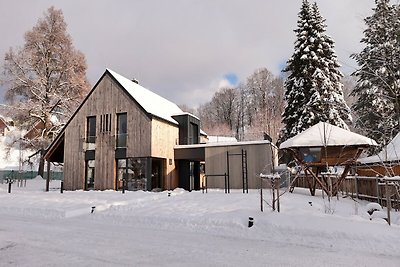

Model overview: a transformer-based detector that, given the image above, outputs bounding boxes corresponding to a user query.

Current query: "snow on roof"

[172,112,200,121]
[207,136,237,143]
[358,132,400,164]
[279,122,377,149]
[107,69,183,125]
[175,140,271,149]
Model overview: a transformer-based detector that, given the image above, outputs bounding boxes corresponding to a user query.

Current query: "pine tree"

[351,0,400,151]
[279,0,351,144]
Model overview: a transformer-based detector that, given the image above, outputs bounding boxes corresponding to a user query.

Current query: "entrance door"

[151,159,164,190]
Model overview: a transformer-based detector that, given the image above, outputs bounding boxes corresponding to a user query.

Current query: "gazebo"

[280,122,377,196]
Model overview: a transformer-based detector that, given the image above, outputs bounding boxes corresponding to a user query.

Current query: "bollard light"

[248,217,254,228]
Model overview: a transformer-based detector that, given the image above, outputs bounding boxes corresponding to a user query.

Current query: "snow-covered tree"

[351,0,400,151]
[0,6,90,175]
[279,0,351,144]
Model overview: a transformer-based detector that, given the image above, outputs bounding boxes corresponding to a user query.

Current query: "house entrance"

[151,158,164,190]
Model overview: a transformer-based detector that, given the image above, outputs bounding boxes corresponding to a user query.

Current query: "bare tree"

[197,67,284,143]
[0,6,90,176]
[198,87,238,137]
[245,68,285,143]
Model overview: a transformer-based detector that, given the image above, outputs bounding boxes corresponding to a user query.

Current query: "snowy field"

[1,178,400,267]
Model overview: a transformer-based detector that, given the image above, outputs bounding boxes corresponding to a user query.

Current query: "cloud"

[0,0,378,108]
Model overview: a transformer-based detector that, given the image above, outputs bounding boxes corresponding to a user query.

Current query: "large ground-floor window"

[116,158,147,191]
[115,157,165,191]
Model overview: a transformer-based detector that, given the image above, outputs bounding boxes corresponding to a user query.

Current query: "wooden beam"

[332,164,351,196]
[304,167,330,195]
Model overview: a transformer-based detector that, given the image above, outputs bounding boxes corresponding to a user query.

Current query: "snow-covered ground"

[1,178,400,266]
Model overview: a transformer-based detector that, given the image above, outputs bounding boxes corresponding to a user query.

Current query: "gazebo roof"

[280,122,377,149]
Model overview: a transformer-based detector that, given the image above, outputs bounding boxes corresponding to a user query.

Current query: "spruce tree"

[279,0,351,144]
[351,0,400,151]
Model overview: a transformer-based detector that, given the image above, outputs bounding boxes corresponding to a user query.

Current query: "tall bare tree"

[1,6,90,176]
[245,68,285,142]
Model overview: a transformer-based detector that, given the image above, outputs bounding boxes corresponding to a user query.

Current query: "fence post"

[277,177,280,212]
[272,178,276,211]
[376,177,380,205]
[260,176,263,212]
[355,174,359,199]
[385,180,391,226]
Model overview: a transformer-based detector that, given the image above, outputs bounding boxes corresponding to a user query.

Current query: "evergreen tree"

[351,0,400,151]
[279,0,351,144]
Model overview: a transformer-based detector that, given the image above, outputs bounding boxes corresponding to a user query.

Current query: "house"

[44,69,203,191]
[45,69,278,192]
[357,132,400,176]
[279,122,377,195]
[0,117,11,136]
[24,101,66,141]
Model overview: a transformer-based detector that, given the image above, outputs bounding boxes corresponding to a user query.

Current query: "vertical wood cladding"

[63,73,152,190]
[151,119,179,189]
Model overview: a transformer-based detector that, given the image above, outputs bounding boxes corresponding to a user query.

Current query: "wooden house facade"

[0,117,10,136]
[45,69,201,191]
[357,132,400,177]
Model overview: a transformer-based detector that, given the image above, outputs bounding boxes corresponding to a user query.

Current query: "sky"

[0,0,382,107]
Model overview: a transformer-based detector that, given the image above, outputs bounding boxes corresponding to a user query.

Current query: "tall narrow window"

[189,122,199,144]
[116,113,127,148]
[85,160,95,190]
[87,116,96,143]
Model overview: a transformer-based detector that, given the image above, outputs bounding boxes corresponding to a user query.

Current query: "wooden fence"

[291,175,400,210]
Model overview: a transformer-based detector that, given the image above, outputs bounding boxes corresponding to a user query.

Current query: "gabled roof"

[279,122,377,149]
[107,69,183,125]
[44,68,192,160]
[358,132,400,164]
[0,116,10,130]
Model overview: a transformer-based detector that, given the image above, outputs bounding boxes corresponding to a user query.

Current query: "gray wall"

[205,143,276,189]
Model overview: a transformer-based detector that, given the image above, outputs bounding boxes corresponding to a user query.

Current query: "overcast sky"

[0,1,381,107]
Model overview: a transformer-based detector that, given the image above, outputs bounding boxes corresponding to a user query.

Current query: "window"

[100,114,112,133]
[116,113,127,148]
[85,160,95,190]
[116,158,147,191]
[300,147,321,163]
[189,122,199,144]
[86,116,96,143]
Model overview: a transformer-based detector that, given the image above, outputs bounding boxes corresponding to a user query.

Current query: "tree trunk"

[38,149,45,177]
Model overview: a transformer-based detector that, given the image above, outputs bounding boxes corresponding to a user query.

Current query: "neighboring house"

[0,117,10,136]
[44,69,202,191]
[24,120,45,140]
[44,69,278,192]
[357,132,400,176]
[24,102,65,141]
